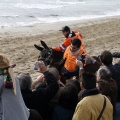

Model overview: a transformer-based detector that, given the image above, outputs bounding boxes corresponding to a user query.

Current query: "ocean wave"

[14,3,65,9]
[15,21,41,26]
[1,14,120,28]
[13,0,85,10]
[55,0,85,5]
[0,16,102,28]
[105,10,120,16]
[0,15,19,18]
[37,16,105,23]
[0,21,41,28]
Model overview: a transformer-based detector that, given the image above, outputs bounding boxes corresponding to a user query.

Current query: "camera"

[77,55,85,61]
[77,55,86,64]
[34,62,39,70]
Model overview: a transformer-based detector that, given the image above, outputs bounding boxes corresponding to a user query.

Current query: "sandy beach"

[0,16,120,79]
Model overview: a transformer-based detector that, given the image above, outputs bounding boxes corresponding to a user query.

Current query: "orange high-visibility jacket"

[53,30,85,52]
[63,46,86,71]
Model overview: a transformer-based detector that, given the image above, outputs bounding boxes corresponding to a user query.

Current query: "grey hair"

[17,73,32,90]
[97,66,111,81]
[48,67,59,80]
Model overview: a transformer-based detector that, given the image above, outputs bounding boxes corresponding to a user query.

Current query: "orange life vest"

[53,30,85,52]
[63,46,86,71]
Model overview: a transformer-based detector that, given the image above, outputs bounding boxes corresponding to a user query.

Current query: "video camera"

[77,55,86,64]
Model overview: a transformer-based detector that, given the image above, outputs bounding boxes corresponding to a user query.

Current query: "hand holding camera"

[85,54,94,61]
[77,54,93,65]
[76,59,83,69]
[34,60,47,73]
[77,54,86,64]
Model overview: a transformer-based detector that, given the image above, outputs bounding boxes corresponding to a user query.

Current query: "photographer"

[76,54,101,77]
[17,61,59,120]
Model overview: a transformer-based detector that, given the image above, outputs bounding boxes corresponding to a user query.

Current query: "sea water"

[0,0,120,28]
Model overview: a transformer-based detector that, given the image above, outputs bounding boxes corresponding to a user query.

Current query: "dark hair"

[59,84,78,109]
[60,26,70,32]
[68,79,81,93]
[81,72,96,89]
[71,38,82,48]
[97,80,111,96]
[92,56,101,63]
[17,73,32,90]
[97,79,117,115]
[100,51,113,65]
[48,67,59,80]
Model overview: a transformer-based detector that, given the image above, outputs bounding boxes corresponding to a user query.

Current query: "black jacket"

[112,52,120,58]
[21,71,59,119]
[107,61,120,101]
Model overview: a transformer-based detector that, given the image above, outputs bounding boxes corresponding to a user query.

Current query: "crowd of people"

[0,26,120,120]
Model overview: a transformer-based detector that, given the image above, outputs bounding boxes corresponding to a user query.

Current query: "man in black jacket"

[17,61,59,119]
[100,51,120,119]
[100,51,120,102]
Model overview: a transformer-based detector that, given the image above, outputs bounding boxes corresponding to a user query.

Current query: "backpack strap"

[97,96,106,120]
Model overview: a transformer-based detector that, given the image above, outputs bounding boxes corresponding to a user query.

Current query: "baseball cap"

[59,26,70,32]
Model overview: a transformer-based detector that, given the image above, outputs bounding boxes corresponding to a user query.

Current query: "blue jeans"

[114,102,120,120]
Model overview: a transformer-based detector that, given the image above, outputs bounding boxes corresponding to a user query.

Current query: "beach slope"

[0,16,120,79]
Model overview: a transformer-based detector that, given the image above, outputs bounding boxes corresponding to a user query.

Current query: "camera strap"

[97,96,106,120]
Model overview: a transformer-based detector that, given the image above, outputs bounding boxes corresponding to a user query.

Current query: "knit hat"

[0,53,16,94]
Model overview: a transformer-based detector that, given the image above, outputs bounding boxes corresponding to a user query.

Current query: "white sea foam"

[0,0,120,28]
[14,3,65,9]
[37,15,105,23]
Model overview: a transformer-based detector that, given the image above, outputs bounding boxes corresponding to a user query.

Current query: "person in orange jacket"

[53,26,85,52]
[63,38,86,79]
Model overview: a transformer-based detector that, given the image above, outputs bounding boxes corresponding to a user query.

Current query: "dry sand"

[0,16,120,79]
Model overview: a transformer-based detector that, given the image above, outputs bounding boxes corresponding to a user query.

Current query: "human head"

[67,79,81,94]
[80,72,96,90]
[17,73,32,90]
[96,66,111,81]
[48,67,60,81]
[59,84,78,109]
[0,53,16,93]
[0,53,10,69]
[70,38,81,52]
[60,26,70,37]
[100,51,113,65]
[97,80,111,96]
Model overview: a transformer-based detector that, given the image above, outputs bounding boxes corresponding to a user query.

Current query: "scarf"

[0,68,16,94]
[71,49,80,55]
[81,88,99,99]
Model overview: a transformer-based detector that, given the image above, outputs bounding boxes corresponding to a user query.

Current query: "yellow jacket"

[72,94,113,120]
